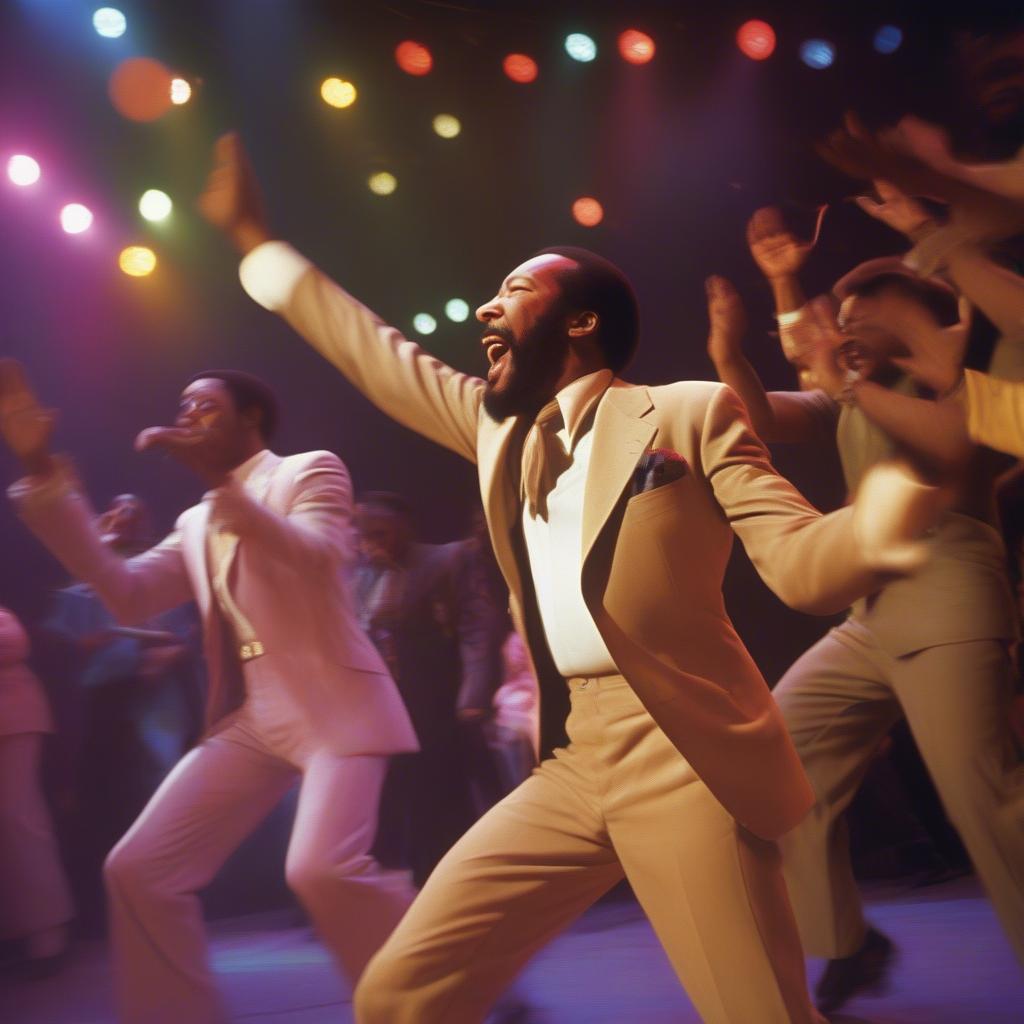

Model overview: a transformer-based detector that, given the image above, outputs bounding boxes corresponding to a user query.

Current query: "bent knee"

[285,852,374,899]
[103,840,152,895]
[353,953,409,1024]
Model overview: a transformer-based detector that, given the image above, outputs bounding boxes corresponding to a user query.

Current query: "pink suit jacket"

[9,450,418,757]
[0,606,53,737]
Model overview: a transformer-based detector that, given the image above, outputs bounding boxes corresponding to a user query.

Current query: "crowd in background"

[0,487,537,975]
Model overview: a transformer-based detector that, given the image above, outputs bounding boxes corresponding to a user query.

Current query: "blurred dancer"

[461,510,539,800]
[707,210,1024,1012]
[0,604,73,975]
[201,132,940,1024]
[0,361,417,1024]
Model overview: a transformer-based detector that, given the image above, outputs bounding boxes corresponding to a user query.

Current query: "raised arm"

[845,380,973,475]
[199,133,482,463]
[1,360,192,625]
[856,179,1024,341]
[701,384,938,615]
[705,275,837,444]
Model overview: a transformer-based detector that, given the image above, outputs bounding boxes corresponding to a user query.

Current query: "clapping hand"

[705,276,748,364]
[855,179,934,239]
[746,207,814,281]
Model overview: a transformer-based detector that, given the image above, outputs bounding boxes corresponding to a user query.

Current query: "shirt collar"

[230,448,272,486]
[554,369,614,448]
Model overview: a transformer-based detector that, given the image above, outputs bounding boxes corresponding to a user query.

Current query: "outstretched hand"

[197,132,272,255]
[0,359,57,476]
[134,425,226,488]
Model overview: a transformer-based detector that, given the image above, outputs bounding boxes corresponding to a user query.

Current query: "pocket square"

[631,448,688,496]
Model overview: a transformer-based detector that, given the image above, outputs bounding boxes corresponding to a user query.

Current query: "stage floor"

[3,877,1020,1022]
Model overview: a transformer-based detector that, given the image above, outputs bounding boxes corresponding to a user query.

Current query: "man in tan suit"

[0,364,418,1023]
[199,134,939,1024]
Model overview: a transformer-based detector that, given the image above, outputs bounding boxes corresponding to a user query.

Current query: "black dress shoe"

[815,927,896,1015]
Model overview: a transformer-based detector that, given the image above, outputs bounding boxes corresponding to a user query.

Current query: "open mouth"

[483,335,508,365]
[483,335,511,383]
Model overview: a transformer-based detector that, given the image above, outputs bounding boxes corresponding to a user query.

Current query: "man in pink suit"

[0,361,418,1024]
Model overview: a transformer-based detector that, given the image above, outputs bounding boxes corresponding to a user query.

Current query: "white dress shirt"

[521,370,618,678]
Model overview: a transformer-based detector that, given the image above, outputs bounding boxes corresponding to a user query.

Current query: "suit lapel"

[581,384,656,566]
[182,502,213,613]
[220,451,282,584]
[477,415,528,607]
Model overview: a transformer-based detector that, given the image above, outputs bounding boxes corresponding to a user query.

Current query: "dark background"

[1,0,1017,681]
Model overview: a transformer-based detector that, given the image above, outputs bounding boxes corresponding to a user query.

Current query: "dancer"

[707,209,1024,1014]
[200,133,940,1024]
[0,362,418,1024]
[352,491,502,885]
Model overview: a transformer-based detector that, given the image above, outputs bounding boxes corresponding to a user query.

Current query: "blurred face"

[836,293,912,381]
[175,379,255,472]
[355,506,408,567]
[476,254,577,420]
[97,494,149,551]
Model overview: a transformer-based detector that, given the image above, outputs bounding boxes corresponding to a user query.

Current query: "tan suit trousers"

[103,678,415,1024]
[355,675,824,1024]
[775,617,1024,963]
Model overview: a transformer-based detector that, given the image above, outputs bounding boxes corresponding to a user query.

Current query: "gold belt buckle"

[239,640,265,662]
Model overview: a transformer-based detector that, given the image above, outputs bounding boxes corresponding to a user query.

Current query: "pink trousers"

[0,732,73,942]
[104,711,415,1024]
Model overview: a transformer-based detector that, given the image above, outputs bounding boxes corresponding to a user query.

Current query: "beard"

[482,309,570,422]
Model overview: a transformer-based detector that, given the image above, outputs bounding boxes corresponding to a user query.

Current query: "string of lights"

[5,6,907,334]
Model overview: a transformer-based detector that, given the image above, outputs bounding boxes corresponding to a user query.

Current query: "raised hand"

[0,359,57,476]
[705,276,748,364]
[855,179,934,239]
[746,207,814,281]
[817,114,1024,242]
[197,132,271,255]
[852,460,944,575]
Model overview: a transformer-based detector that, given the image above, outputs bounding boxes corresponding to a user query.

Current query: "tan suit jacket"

[792,387,1017,658]
[254,256,893,840]
[9,450,418,757]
